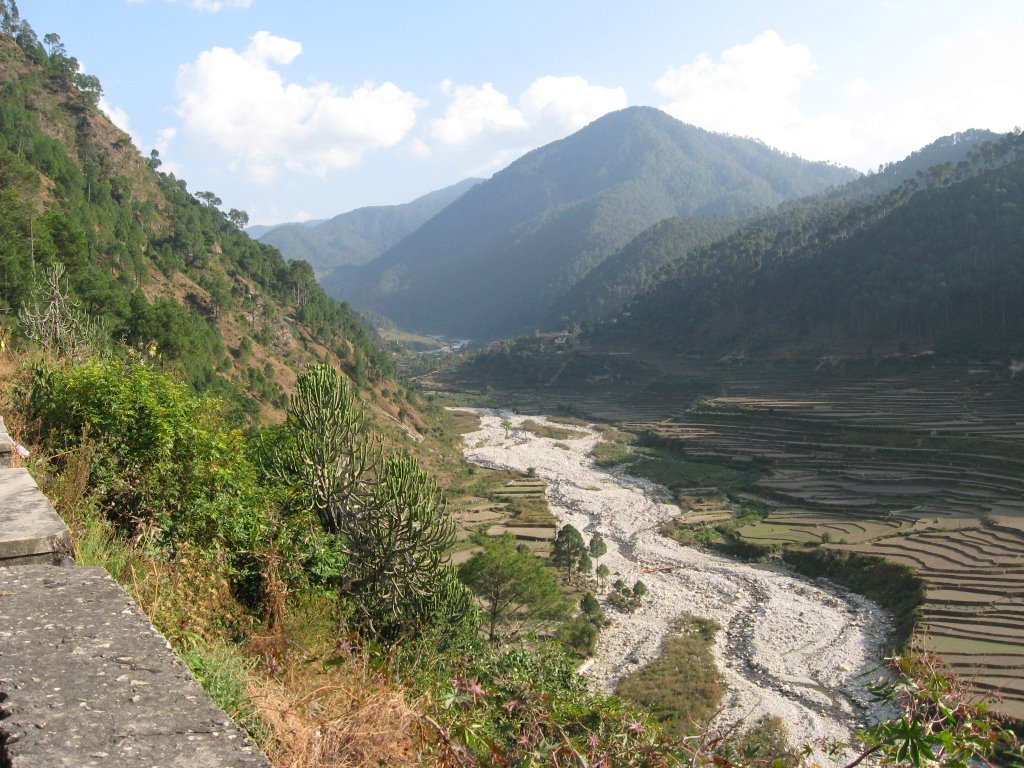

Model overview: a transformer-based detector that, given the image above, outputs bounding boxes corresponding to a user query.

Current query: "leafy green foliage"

[30,356,259,546]
[857,653,1023,768]
[458,533,568,642]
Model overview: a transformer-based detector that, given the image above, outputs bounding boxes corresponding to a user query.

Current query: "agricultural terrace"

[628,361,1024,720]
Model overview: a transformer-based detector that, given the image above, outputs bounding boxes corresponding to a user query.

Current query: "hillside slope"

[557,129,1002,326]
[0,25,392,422]
[259,177,481,276]
[326,107,856,340]
[599,130,1024,358]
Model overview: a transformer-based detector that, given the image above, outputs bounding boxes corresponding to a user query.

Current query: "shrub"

[559,617,598,656]
[30,356,260,547]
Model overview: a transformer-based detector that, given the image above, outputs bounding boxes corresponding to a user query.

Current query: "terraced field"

[449,478,556,564]
[632,362,1024,720]
[440,356,1024,718]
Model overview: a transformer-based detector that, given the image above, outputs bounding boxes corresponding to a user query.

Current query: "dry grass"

[250,656,425,768]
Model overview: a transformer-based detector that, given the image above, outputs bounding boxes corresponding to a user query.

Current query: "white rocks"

[456,409,894,765]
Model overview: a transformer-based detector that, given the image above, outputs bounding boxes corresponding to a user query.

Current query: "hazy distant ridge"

[260,178,481,276]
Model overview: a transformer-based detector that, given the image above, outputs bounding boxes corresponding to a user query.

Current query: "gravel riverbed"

[457,409,894,763]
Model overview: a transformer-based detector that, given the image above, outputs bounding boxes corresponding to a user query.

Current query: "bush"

[30,356,261,547]
[559,617,598,656]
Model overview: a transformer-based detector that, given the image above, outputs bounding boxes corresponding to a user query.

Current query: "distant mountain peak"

[325,108,856,340]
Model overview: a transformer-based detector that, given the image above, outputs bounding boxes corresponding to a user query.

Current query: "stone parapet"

[0,468,73,567]
[0,416,13,469]
[0,566,272,767]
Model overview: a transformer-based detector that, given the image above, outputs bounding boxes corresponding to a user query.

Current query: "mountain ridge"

[597,128,1024,358]
[325,106,857,340]
[259,177,481,276]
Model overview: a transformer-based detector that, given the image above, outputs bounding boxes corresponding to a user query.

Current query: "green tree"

[274,364,380,535]
[551,524,587,578]
[588,532,607,569]
[227,208,249,230]
[459,534,568,642]
[559,617,598,656]
[580,592,604,626]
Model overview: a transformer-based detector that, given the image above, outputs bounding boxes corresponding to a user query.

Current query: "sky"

[18,1,1024,225]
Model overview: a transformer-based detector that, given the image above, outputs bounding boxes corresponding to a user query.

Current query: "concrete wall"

[0,419,272,767]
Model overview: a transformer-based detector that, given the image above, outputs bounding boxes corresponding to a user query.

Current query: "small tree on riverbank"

[459,533,568,642]
[552,524,587,580]
[589,532,607,571]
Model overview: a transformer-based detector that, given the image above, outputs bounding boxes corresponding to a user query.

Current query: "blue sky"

[18,1,1024,225]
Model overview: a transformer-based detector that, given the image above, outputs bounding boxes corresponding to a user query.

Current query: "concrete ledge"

[0,469,72,566]
[0,566,272,767]
[0,417,13,469]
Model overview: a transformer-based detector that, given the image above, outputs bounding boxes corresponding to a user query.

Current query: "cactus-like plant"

[277,363,381,535]
[279,364,472,640]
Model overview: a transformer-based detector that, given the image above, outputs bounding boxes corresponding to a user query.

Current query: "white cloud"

[183,0,251,12]
[246,30,301,65]
[175,32,423,184]
[653,26,1024,171]
[521,76,627,135]
[98,96,133,136]
[427,75,627,173]
[431,82,525,145]
[155,126,177,156]
[130,0,252,10]
[654,31,815,144]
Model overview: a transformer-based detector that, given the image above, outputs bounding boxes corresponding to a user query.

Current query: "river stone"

[0,565,271,767]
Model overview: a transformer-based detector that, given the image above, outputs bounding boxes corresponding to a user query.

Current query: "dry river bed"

[457,409,894,762]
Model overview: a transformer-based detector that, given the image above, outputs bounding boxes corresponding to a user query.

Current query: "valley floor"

[457,409,893,764]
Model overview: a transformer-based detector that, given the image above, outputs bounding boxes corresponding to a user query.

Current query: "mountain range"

[323,107,857,340]
[257,178,481,276]
[598,128,1024,358]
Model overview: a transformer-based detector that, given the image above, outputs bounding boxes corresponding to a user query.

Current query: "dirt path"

[457,409,893,763]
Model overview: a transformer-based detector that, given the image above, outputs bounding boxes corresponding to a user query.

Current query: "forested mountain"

[0,21,391,420]
[598,129,1024,358]
[553,129,1001,327]
[326,107,856,340]
[830,129,1001,200]
[259,178,480,276]
[550,215,741,325]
